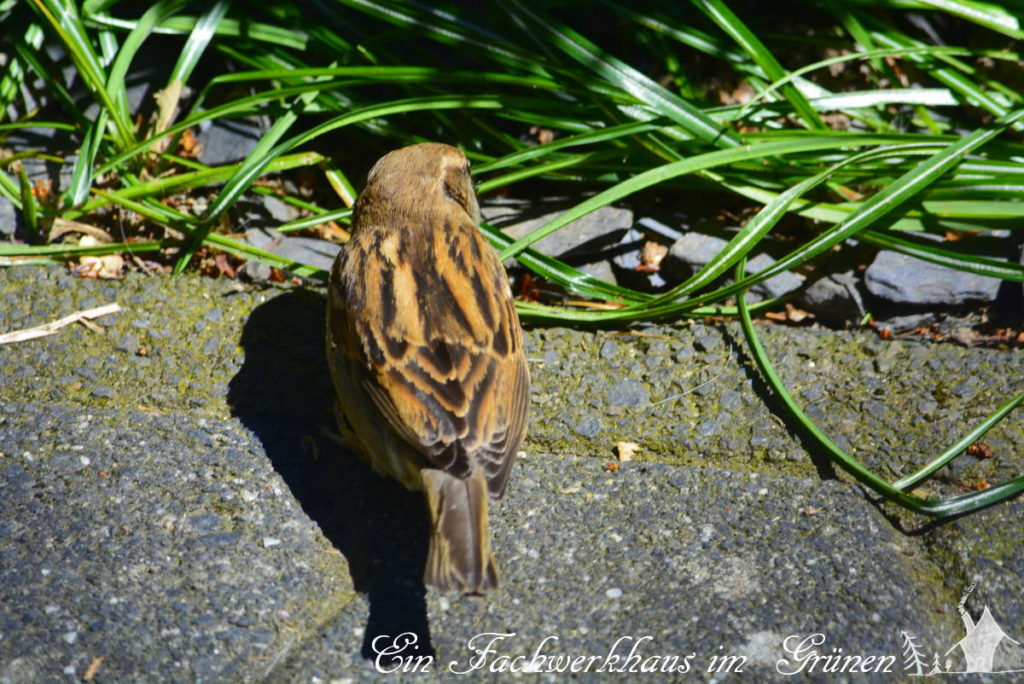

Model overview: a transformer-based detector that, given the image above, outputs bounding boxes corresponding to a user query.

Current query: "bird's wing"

[330,213,528,497]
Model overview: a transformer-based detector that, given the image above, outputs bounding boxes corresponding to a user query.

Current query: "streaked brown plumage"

[326,142,529,594]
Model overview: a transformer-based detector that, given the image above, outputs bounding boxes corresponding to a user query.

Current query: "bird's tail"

[421,468,498,595]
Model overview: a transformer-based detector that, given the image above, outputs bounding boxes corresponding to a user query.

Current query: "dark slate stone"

[663,232,803,299]
[865,250,1002,305]
[799,271,865,326]
[243,229,342,273]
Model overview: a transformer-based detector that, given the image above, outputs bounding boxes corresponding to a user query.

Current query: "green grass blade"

[668,145,945,308]
[172,84,322,274]
[168,0,228,85]
[736,257,1024,517]
[693,0,826,129]
[497,134,918,263]
[892,390,1024,491]
[275,208,353,234]
[63,109,107,207]
[29,0,134,147]
[915,0,1023,39]
[710,108,1024,296]
[203,233,327,280]
[860,230,1024,282]
[16,163,38,238]
[474,120,663,175]
[0,166,21,209]
[501,0,741,148]
[85,12,308,50]
[870,28,1015,119]
[0,239,163,257]
[333,0,543,75]
[11,30,87,128]
[104,1,186,148]
[0,23,45,122]
[68,152,324,220]
[480,222,648,304]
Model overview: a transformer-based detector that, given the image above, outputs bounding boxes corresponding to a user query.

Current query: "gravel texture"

[0,403,352,682]
[1,267,1023,682]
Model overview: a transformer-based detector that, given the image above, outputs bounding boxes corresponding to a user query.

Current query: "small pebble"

[606,587,623,599]
[91,386,115,399]
[262,537,281,548]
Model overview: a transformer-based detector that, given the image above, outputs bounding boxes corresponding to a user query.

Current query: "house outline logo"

[903,576,1023,676]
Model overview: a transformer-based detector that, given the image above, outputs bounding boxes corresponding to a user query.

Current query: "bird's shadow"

[226,288,436,661]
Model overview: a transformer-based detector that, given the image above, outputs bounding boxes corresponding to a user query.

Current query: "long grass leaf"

[860,230,1024,282]
[736,257,1024,517]
[104,1,186,148]
[172,84,322,274]
[693,0,825,129]
[169,0,228,85]
[501,0,741,148]
[703,108,1024,296]
[497,134,922,262]
[85,12,308,50]
[64,109,107,207]
[29,0,134,147]
[892,391,1024,490]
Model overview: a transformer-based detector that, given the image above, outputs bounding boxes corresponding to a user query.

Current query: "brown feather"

[326,143,529,594]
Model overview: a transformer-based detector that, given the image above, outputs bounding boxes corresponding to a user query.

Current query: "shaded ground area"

[1,267,1022,682]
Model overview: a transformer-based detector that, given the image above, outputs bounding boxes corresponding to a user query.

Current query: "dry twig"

[0,303,122,345]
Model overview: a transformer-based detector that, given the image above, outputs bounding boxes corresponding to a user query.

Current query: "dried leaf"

[636,240,668,273]
[32,178,52,202]
[214,253,237,278]
[179,128,202,159]
[966,441,994,459]
[615,441,641,462]
[152,80,183,145]
[76,236,125,279]
[528,125,555,144]
[83,656,105,681]
[49,218,113,244]
[312,220,351,244]
[786,303,812,323]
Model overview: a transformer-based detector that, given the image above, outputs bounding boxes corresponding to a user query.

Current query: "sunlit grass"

[1,0,1022,516]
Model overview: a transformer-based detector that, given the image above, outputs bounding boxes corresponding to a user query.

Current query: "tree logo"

[902,577,1022,676]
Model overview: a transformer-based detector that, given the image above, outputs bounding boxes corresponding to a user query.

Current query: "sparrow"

[326,143,530,594]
